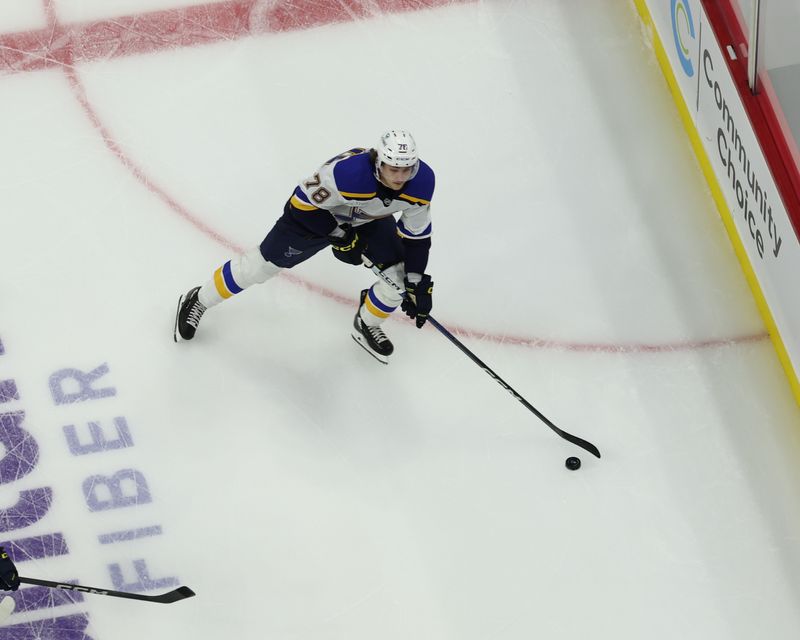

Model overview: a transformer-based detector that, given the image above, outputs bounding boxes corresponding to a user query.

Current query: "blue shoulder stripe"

[332,152,377,198]
[399,160,435,203]
[293,186,311,203]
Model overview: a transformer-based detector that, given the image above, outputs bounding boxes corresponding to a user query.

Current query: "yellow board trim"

[632,0,800,403]
[213,267,233,299]
[364,295,390,319]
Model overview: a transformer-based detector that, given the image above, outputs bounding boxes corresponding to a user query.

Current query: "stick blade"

[563,432,601,458]
[155,586,196,603]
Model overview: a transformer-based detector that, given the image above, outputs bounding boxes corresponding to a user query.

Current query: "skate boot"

[351,289,394,364]
[174,286,207,342]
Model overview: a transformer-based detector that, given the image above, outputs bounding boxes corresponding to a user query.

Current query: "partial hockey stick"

[363,258,601,458]
[18,577,195,604]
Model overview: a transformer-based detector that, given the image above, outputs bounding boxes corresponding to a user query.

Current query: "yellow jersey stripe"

[290,194,319,211]
[399,193,430,205]
[340,191,377,199]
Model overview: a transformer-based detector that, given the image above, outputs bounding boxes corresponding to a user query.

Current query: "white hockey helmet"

[374,129,419,180]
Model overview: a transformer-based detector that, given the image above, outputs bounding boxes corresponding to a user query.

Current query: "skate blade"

[351,332,389,365]
[173,293,185,343]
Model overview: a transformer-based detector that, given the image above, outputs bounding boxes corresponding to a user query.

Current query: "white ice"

[1,1,800,639]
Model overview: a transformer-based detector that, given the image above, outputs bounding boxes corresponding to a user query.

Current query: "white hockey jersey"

[289,147,434,240]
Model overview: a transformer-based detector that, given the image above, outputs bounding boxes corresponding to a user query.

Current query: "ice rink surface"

[2,0,800,638]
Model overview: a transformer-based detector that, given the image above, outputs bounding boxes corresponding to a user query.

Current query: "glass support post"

[748,0,762,93]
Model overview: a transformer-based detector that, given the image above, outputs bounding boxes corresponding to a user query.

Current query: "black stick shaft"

[19,577,195,604]
[425,316,601,458]
[363,259,600,458]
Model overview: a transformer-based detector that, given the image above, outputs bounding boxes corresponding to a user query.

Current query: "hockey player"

[174,130,435,363]
[0,547,19,591]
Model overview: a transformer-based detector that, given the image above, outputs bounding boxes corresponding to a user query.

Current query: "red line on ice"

[1,0,463,74]
[12,0,767,354]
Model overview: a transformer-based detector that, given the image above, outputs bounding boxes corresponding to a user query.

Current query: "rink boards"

[634,0,800,404]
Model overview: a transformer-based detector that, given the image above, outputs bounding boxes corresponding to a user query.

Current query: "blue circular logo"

[671,0,696,76]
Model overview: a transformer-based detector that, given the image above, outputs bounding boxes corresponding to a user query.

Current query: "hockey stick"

[363,259,601,458]
[18,577,195,604]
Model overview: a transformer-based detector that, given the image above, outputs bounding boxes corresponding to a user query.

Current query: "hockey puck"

[565,456,581,470]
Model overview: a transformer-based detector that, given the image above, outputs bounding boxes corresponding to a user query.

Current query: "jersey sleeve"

[293,151,376,215]
[396,161,435,274]
[283,192,335,236]
[288,158,356,236]
[294,163,349,213]
[396,160,435,240]
[397,205,432,239]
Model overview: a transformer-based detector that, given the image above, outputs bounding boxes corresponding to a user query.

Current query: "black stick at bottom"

[363,259,601,459]
[426,317,601,458]
[19,577,195,604]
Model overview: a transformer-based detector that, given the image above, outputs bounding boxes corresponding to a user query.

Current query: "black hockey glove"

[329,226,366,266]
[0,547,19,591]
[401,274,433,328]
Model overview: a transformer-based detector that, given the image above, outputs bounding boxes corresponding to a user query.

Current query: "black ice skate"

[174,286,207,342]
[351,289,394,364]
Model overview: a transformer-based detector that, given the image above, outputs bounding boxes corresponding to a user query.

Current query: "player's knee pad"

[236,247,282,286]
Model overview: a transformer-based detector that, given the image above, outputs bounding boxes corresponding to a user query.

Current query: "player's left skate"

[351,289,393,364]
[174,286,207,342]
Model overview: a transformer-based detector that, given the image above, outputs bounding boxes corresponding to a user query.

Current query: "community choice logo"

[671,0,696,76]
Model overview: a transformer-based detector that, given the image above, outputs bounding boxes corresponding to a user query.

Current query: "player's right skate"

[351,289,394,364]
[174,286,207,342]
